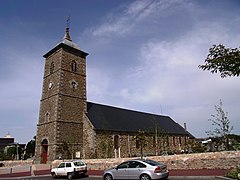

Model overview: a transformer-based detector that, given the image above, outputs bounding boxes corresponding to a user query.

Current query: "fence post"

[30,166,32,176]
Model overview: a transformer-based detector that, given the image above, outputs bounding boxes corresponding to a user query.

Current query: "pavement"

[0,165,232,179]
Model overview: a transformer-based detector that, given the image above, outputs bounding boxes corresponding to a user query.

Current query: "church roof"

[87,102,192,136]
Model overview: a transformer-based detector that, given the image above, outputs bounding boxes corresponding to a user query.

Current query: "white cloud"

[98,16,240,137]
[87,67,111,102]
[91,0,191,37]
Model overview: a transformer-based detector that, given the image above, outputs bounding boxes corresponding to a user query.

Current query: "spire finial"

[67,16,70,29]
[64,16,72,41]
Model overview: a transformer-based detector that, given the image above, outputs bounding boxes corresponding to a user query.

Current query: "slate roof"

[87,102,191,136]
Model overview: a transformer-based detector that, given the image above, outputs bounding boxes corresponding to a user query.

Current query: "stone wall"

[1,151,239,170]
[93,131,190,159]
[83,151,240,170]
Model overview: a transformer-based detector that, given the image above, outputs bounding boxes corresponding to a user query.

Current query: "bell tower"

[35,19,88,163]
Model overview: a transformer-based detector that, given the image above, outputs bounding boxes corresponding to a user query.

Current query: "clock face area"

[69,79,78,89]
[48,82,53,89]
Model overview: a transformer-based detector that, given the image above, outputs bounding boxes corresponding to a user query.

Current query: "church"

[35,23,193,164]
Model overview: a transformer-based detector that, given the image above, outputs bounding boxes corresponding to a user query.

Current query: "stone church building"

[35,24,193,164]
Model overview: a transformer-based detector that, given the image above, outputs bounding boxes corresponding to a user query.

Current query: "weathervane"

[64,16,72,41]
[67,16,70,29]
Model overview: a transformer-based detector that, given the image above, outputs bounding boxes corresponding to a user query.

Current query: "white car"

[51,160,87,179]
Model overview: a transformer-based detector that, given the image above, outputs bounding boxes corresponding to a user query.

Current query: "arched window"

[71,61,77,72]
[136,139,140,149]
[153,136,156,148]
[173,136,176,146]
[50,62,54,74]
[45,112,50,122]
[41,139,48,146]
[114,135,119,149]
[179,136,182,145]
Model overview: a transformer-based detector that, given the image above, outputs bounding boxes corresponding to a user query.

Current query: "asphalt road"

[16,175,220,180]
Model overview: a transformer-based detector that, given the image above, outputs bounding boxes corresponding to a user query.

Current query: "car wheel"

[51,172,56,178]
[164,175,169,179]
[140,174,151,180]
[104,174,113,180]
[67,172,73,180]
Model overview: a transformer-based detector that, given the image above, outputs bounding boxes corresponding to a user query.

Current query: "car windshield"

[74,161,85,166]
[141,159,162,166]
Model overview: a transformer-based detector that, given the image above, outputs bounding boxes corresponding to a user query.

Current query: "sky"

[0,0,239,144]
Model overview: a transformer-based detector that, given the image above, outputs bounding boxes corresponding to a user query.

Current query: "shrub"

[226,164,240,179]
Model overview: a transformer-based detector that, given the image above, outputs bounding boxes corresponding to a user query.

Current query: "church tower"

[35,19,88,163]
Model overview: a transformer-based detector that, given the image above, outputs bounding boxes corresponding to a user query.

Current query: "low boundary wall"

[82,151,240,170]
[1,151,240,171]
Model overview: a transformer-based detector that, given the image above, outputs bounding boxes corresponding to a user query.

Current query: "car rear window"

[141,159,162,166]
[74,161,85,166]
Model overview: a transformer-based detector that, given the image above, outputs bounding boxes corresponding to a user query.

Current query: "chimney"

[184,123,187,131]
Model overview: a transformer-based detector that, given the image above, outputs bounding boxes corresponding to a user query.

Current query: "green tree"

[149,123,168,155]
[199,44,240,78]
[58,141,71,159]
[135,130,148,159]
[5,145,23,160]
[206,100,233,150]
[0,149,4,161]
[24,136,36,159]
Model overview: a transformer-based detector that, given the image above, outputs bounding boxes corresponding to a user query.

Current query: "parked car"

[51,160,87,179]
[103,159,169,180]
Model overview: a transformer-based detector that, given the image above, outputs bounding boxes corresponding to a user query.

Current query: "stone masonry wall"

[1,151,239,170]
[83,151,240,170]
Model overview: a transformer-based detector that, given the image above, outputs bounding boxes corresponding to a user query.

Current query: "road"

[17,175,220,180]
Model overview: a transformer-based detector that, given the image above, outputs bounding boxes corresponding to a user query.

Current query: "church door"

[41,139,48,164]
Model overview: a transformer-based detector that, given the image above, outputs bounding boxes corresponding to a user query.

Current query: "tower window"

[114,135,119,149]
[71,61,77,72]
[50,62,54,74]
[45,112,50,122]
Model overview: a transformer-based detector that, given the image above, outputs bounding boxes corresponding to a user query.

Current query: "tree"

[58,141,71,159]
[0,149,4,161]
[149,116,169,155]
[206,100,233,150]
[5,145,23,160]
[24,136,36,159]
[199,44,240,78]
[135,129,148,159]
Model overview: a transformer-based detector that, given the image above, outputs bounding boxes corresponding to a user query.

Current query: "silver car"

[103,159,169,180]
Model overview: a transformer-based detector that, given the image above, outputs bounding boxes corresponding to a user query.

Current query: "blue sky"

[0,0,240,143]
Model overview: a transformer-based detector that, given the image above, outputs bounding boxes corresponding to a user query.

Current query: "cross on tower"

[67,16,70,29]
[64,16,71,41]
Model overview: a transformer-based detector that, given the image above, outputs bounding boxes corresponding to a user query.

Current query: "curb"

[0,175,227,180]
[215,176,236,180]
